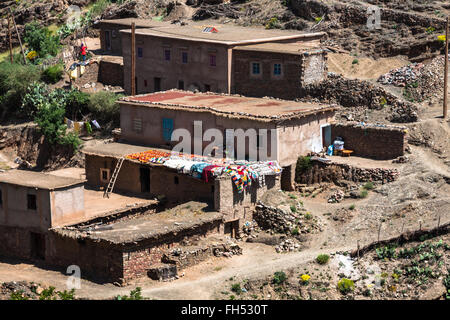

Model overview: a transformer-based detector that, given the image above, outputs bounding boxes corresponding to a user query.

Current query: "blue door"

[162,118,174,142]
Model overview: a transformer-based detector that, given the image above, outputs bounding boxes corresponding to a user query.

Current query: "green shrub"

[115,287,144,300]
[265,17,280,29]
[39,286,56,300]
[304,212,313,220]
[359,189,369,198]
[295,156,312,182]
[42,64,64,84]
[57,289,76,300]
[349,204,356,210]
[291,227,300,236]
[290,205,297,213]
[363,182,375,190]
[272,271,287,285]
[24,22,61,58]
[10,290,29,300]
[88,91,121,126]
[231,283,242,294]
[352,59,359,65]
[316,254,330,265]
[337,278,354,294]
[0,62,41,120]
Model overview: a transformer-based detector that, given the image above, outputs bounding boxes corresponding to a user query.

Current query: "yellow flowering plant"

[300,274,310,284]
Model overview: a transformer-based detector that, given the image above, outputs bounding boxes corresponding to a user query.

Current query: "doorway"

[154,77,161,92]
[140,167,150,193]
[321,124,332,149]
[30,232,46,260]
[105,31,111,51]
[224,220,240,238]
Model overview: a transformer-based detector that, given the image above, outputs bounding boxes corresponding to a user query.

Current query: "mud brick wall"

[232,50,303,100]
[46,230,124,283]
[331,123,407,160]
[98,59,124,87]
[121,219,222,282]
[0,226,33,259]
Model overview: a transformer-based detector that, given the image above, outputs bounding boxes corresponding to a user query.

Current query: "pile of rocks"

[212,242,242,257]
[377,63,424,87]
[275,238,301,253]
[299,74,418,123]
[328,189,345,203]
[253,202,301,234]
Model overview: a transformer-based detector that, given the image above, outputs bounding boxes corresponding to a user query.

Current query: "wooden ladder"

[103,157,124,198]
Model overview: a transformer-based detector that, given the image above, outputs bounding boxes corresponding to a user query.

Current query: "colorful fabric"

[126,150,171,163]
[190,163,211,179]
[202,165,219,182]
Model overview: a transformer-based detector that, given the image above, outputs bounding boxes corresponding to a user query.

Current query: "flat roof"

[233,41,325,55]
[121,90,339,121]
[119,20,326,45]
[95,18,168,28]
[82,141,155,158]
[0,170,85,190]
[64,202,222,244]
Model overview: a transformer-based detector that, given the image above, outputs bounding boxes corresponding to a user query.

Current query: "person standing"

[80,43,87,61]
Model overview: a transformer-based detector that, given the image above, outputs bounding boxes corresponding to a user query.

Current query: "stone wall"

[331,122,407,160]
[98,59,124,87]
[296,161,399,185]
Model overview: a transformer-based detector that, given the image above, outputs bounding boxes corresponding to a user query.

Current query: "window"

[162,118,174,142]
[182,51,188,64]
[133,118,142,133]
[252,62,261,75]
[209,54,216,67]
[174,176,179,185]
[178,80,184,90]
[204,84,211,92]
[137,47,143,58]
[144,79,148,87]
[27,194,37,210]
[154,77,161,92]
[100,168,110,183]
[164,49,171,61]
[273,63,282,76]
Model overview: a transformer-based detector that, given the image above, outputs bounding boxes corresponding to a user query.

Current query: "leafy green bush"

[316,254,330,265]
[337,278,354,294]
[272,271,287,285]
[360,189,369,198]
[57,289,76,300]
[231,283,242,295]
[349,204,356,210]
[363,182,375,190]
[291,227,300,236]
[265,17,280,29]
[290,205,297,213]
[0,62,41,120]
[376,245,397,260]
[24,23,61,58]
[10,290,29,300]
[42,64,64,84]
[88,91,121,126]
[115,287,144,300]
[295,156,312,181]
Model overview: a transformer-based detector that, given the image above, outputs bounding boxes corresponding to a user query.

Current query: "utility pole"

[8,13,13,63]
[131,22,136,96]
[444,17,449,119]
[8,8,27,64]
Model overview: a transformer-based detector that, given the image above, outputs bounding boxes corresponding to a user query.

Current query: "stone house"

[102,19,327,99]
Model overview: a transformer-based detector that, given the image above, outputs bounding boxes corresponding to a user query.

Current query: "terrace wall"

[331,123,407,160]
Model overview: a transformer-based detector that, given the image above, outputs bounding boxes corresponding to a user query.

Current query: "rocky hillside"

[2,0,448,60]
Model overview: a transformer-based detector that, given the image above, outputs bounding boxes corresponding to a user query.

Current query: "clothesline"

[125,149,282,193]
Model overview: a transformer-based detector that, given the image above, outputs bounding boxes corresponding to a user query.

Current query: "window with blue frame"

[252,62,261,75]
[162,118,174,142]
[137,47,143,58]
[273,63,282,76]
[182,51,188,64]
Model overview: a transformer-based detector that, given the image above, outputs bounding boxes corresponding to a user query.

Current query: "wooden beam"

[8,13,13,63]
[444,16,449,119]
[131,22,136,96]
[8,8,26,64]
